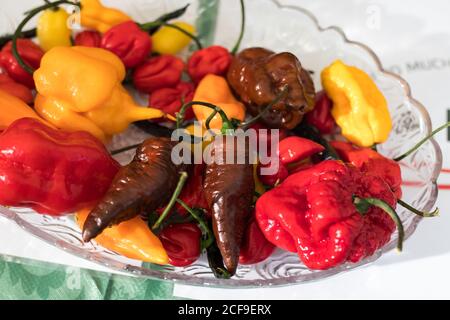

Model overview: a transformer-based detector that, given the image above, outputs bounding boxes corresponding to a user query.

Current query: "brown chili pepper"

[82,137,189,242]
[203,136,255,275]
[227,47,316,129]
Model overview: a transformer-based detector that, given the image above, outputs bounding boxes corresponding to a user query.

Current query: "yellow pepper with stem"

[76,208,169,265]
[80,0,132,33]
[37,7,72,52]
[321,60,392,147]
[152,21,196,55]
[34,46,169,143]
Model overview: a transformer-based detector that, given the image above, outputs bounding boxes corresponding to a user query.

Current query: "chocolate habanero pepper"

[0,39,44,88]
[74,30,102,47]
[133,55,185,94]
[101,21,152,69]
[0,118,119,215]
[187,46,232,84]
[227,47,316,129]
[82,137,190,242]
[256,160,403,270]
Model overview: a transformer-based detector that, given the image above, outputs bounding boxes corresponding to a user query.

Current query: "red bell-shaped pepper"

[0,118,120,215]
[101,21,152,69]
[256,160,398,270]
[133,55,184,94]
[305,91,336,134]
[149,81,195,120]
[331,141,402,199]
[159,223,202,267]
[74,30,102,47]
[187,46,232,84]
[0,39,44,89]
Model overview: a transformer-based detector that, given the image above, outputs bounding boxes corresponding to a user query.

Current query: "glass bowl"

[0,0,442,288]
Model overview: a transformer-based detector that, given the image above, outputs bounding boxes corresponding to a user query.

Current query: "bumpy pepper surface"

[187,46,232,84]
[0,118,120,215]
[256,160,397,270]
[33,46,167,142]
[80,0,132,33]
[227,47,316,129]
[321,60,392,147]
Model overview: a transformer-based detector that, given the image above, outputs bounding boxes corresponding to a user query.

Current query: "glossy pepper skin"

[76,208,169,265]
[0,39,44,89]
[256,160,397,270]
[0,118,120,215]
[239,214,275,265]
[159,223,202,267]
[187,46,232,84]
[305,91,335,134]
[37,7,72,52]
[152,22,196,55]
[74,30,102,47]
[82,137,190,242]
[227,47,316,129]
[101,21,152,68]
[203,136,255,274]
[332,141,402,199]
[34,47,167,142]
[80,0,132,34]
[322,60,392,147]
[150,82,195,120]
[133,55,184,94]
[0,90,49,130]
[193,74,246,130]
[0,73,33,104]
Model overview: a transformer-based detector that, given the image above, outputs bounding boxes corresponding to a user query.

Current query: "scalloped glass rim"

[0,0,442,288]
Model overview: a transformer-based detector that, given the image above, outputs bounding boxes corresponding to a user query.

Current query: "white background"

[1,0,449,299]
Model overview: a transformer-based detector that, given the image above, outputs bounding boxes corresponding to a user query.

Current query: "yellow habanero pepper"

[33,46,167,142]
[321,60,392,147]
[0,89,52,130]
[80,0,132,33]
[152,21,196,55]
[193,74,246,130]
[37,7,72,52]
[76,208,169,265]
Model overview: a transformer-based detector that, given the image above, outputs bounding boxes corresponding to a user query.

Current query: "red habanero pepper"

[256,160,398,270]
[331,141,402,199]
[101,21,152,69]
[0,118,120,215]
[0,73,33,104]
[305,91,336,134]
[133,55,184,94]
[0,39,44,89]
[74,30,102,47]
[159,223,202,267]
[150,81,195,120]
[239,213,275,265]
[187,46,232,84]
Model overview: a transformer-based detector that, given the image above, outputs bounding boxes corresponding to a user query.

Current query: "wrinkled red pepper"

[159,223,202,267]
[305,91,335,134]
[0,73,33,104]
[332,141,402,199]
[256,160,397,270]
[0,39,44,89]
[74,30,102,47]
[150,81,195,120]
[0,118,120,215]
[239,213,275,265]
[133,55,184,93]
[101,21,152,69]
[187,46,232,84]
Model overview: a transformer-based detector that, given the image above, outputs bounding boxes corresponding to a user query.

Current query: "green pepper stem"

[12,0,81,75]
[0,29,36,48]
[354,197,404,252]
[152,171,189,230]
[176,100,235,132]
[239,85,289,129]
[231,0,246,55]
[176,199,214,250]
[139,4,190,35]
[397,199,439,218]
[394,121,450,162]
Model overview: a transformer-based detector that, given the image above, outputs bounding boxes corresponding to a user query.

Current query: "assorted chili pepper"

[0,0,443,279]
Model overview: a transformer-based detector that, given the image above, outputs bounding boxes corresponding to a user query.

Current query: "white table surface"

[1,0,449,299]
